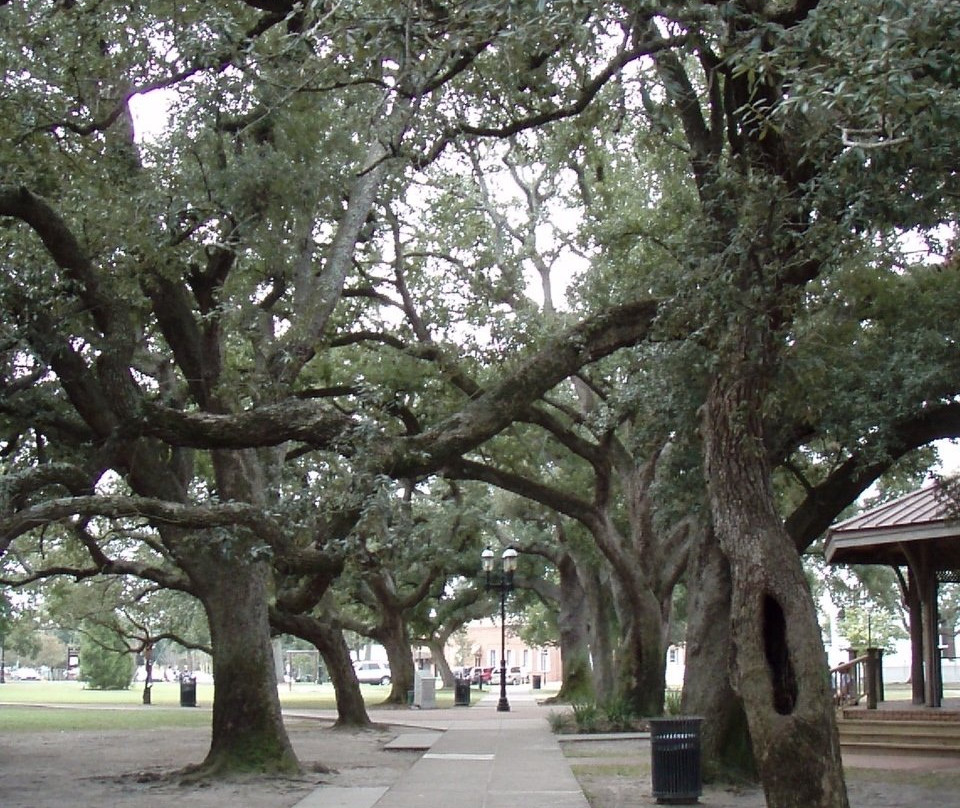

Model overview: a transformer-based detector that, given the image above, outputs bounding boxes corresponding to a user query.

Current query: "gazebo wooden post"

[903,543,942,708]
[902,562,926,705]
[923,583,942,709]
[865,648,879,709]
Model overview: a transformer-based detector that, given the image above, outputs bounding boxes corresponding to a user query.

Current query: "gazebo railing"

[830,649,883,709]
[831,656,867,707]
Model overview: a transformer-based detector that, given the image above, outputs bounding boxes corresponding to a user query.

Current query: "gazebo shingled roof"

[825,483,960,570]
[825,480,960,708]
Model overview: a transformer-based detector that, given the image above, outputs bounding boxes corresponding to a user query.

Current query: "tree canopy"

[1,1,958,803]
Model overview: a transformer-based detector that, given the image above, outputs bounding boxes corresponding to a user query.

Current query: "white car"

[353,661,391,685]
[490,666,527,686]
[11,666,41,680]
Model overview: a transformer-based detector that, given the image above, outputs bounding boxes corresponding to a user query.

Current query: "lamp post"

[482,546,517,712]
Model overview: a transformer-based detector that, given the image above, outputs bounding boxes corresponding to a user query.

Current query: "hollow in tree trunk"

[703,370,848,808]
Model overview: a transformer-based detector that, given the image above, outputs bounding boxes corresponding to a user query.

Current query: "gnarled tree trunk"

[682,525,755,781]
[271,609,371,727]
[553,552,596,703]
[378,612,415,705]
[703,365,848,808]
[612,578,668,717]
[585,565,618,705]
[193,553,299,776]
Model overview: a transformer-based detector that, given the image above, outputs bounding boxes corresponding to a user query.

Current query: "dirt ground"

[3,719,960,807]
[0,717,418,808]
[564,738,960,808]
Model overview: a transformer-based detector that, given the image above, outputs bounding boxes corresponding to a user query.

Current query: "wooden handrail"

[830,651,882,709]
[831,655,869,675]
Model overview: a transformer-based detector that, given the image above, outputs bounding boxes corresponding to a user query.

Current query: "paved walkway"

[291,688,589,808]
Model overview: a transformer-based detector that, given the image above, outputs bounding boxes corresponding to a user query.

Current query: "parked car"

[353,660,391,685]
[491,666,527,686]
[470,666,493,685]
[10,666,41,681]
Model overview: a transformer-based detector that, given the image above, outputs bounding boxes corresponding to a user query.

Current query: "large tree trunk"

[378,613,414,705]
[586,567,618,705]
[613,581,667,717]
[683,525,756,781]
[194,554,299,776]
[703,369,848,808]
[270,609,371,728]
[428,638,456,688]
[316,622,371,727]
[553,553,595,703]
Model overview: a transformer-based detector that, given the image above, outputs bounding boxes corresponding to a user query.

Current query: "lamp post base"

[497,697,511,712]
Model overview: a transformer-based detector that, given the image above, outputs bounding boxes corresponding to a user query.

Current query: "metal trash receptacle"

[531,674,542,689]
[179,676,197,707]
[649,717,703,804]
[454,679,471,706]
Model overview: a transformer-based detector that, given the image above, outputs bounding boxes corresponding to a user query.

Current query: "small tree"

[80,623,133,690]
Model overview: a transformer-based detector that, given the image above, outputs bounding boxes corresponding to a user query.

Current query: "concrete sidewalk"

[292,688,589,808]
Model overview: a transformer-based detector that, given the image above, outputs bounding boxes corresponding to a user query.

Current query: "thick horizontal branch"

[450,458,602,532]
[0,495,285,554]
[141,399,352,449]
[388,298,661,476]
[0,463,93,513]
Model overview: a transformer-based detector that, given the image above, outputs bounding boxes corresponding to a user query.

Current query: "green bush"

[571,700,599,733]
[547,709,573,734]
[79,624,134,690]
[664,688,683,716]
[602,696,637,731]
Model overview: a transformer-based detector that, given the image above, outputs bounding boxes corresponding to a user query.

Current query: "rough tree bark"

[702,357,848,808]
[190,553,299,775]
[316,624,372,727]
[584,566,618,706]
[610,572,669,717]
[377,612,416,705]
[682,525,756,781]
[270,609,371,728]
[552,552,596,703]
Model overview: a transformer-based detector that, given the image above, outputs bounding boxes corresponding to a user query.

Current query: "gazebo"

[824,481,960,708]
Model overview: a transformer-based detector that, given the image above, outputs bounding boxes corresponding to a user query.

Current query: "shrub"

[664,688,683,716]
[547,710,573,734]
[602,697,638,731]
[571,700,600,733]
[80,624,134,690]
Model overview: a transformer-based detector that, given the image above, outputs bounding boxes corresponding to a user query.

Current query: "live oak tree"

[0,0,673,776]
[2,3,959,802]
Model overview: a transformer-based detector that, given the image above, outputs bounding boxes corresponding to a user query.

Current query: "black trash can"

[649,717,703,804]
[531,674,542,690]
[454,679,471,706]
[179,676,197,708]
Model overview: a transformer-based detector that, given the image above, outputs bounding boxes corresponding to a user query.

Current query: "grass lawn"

[0,678,468,732]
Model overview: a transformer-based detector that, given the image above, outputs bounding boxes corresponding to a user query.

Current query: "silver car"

[353,661,391,685]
